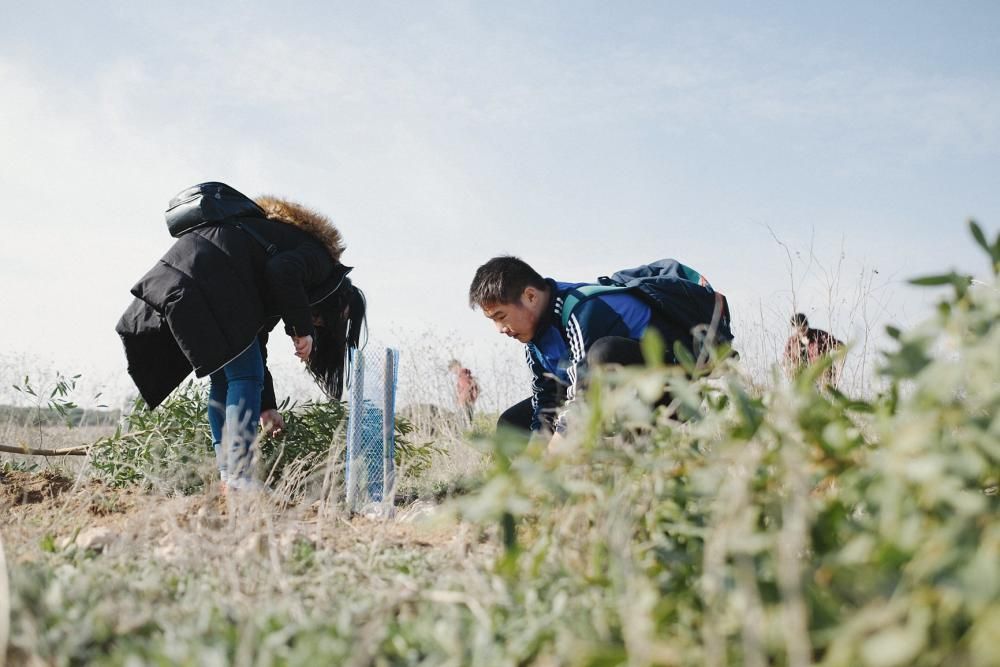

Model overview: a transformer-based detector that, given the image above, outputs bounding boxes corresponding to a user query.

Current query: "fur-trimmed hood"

[254,196,345,262]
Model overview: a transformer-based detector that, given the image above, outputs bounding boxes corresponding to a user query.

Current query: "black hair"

[468,255,547,309]
[791,313,809,328]
[308,279,367,399]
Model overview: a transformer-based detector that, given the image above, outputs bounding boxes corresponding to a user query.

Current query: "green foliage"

[968,218,1000,276]
[391,416,442,477]
[89,381,212,493]
[1,458,39,474]
[89,382,429,493]
[258,398,430,481]
[12,373,81,426]
[6,372,116,429]
[258,397,350,483]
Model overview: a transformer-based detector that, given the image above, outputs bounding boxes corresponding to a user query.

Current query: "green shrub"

[89,382,212,493]
[259,397,434,483]
[89,383,429,493]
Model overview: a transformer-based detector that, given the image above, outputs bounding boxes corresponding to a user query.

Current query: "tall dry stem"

[0,529,8,667]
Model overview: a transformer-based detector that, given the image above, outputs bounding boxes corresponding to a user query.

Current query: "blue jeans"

[208,339,264,482]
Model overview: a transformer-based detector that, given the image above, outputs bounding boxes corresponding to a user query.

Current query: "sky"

[1,1,998,407]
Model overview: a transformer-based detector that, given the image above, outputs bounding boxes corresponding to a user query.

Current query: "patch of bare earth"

[1,469,74,507]
[1,472,476,566]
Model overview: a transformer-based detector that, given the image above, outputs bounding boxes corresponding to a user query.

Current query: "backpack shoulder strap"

[233,221,279,257]
[559,284,630,329]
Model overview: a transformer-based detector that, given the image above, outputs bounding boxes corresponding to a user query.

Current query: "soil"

[1,471,464,564]
[0,469,74,507]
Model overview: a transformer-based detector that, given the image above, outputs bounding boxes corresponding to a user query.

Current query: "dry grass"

[2,436,500,665]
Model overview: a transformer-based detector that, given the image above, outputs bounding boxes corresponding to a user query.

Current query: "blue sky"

[1,1,998,402]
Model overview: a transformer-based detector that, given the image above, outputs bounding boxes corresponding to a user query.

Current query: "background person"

[116,182,366,491]
[448,359,480,425]
[783,313,844,386]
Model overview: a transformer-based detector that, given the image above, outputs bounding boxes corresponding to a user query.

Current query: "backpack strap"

[559,284,630,329]
[233,221,279,257]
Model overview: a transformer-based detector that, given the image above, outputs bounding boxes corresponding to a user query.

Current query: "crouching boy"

[468,255,732,447]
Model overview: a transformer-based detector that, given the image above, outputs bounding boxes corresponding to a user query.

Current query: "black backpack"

[560,258,734,359]
[164,182,277,256]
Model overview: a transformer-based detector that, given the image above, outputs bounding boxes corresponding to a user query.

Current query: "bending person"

[116,182,366,490]
[468,255,732,449]
[783,313,844,387]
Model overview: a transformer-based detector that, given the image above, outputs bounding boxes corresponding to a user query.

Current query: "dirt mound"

[1,469,74,506]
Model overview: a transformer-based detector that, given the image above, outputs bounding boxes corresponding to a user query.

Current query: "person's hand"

[292,335,313,361]
[260,409,285,437]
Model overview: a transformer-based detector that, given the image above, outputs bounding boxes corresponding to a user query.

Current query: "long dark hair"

[307,279,367,399]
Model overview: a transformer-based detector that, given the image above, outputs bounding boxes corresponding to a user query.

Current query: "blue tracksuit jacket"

[526,279,653,432]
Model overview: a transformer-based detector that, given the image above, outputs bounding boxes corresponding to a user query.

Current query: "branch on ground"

[0,443,90,457]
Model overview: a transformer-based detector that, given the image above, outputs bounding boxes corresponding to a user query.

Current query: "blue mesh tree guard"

[346,347,399,513]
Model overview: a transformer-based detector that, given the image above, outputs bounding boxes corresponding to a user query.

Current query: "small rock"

[75,526,118,552]
[396,500,436,523]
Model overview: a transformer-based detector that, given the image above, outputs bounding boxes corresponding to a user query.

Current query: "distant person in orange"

[448,359,480,424]
[783,313,844,386]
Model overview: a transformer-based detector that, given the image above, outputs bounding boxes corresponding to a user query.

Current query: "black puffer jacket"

[116,183,351,409]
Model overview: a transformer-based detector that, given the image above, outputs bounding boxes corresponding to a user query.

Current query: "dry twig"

[0,443,89,457]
